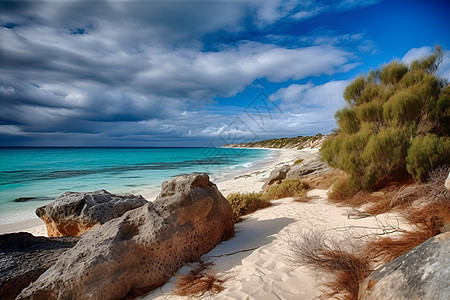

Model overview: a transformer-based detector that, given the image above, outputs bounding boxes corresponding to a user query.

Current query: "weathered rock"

[359,231,450,300]
[0,232,78,300]
[263,164,290,190]
[36,189,147,237]
[286,152,332,179]
[445,172,450,191]
[19,173,234,300]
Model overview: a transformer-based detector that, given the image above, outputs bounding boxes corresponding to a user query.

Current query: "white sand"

[140,149,406,300]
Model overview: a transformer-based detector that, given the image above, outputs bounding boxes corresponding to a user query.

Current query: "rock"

[0,232,78,300]
[14,197,36,202]
[18,173,234,300]
[36,189,147,237]
[445,172,450,191]
[286,152,332,179]
[359,231,450,300]
[263,164,290,190]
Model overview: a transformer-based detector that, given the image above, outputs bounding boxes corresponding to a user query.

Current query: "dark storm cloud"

[0,0,377,146]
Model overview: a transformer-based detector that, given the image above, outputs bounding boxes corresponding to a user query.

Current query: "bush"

[328,177,360,201]
[226,192,269,223]
[262,179,310,201]
[406,135,450,181]
[320,46,448,191]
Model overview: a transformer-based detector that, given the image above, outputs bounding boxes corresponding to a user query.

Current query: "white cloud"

[401,46,433,65]
[401,46,450,81]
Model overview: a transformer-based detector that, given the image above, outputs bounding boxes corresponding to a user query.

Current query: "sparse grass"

[174,260,228,297]
[226,192,269,223]
[262,179,310,201]
[293,158,304,165]
[290,166,449,299]
[289,230,371,300]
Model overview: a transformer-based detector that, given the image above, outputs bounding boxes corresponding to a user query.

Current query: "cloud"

[402,46,450,81]
[401,46,434,65]
[0,0,371,146]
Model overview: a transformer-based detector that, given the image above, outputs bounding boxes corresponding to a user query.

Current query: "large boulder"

[263,164,291,190]
[359,231,450,300]
[18,173,234,300]
[36,190,147,237]
[0,233,78,300]
[286,152,332,179]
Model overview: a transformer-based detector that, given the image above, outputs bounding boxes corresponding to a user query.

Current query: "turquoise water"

[0,147,272,224]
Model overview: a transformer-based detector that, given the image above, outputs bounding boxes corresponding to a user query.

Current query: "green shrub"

[406,135,450,181]
[328,177,360,200]
[382,89,422,126]
[226,192,269,223]
[335,108,360,134]
[262,179,310,201]
[360,127,409,188]
[379,61,408,85]
[355,101,384,124]
[293,158,304,165]
[343,75,366,106]
[320,46,448,191]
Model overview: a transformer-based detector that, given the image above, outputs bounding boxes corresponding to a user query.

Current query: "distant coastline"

[222,133,331,149]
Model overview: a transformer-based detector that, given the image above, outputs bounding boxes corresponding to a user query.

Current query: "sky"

[1,0,450,147]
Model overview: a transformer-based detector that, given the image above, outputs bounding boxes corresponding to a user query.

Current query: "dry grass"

[174,260,228,297]
[290,166,449,299]
[289,230,371,300]
[362,227,436,267]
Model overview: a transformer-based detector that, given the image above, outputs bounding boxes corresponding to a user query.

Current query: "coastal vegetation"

[321,46,450,193]
[290,166,449,300]
[223,134,325,149]
[226,179,310,222]
[261,179,310,201]
[226,192,269,223]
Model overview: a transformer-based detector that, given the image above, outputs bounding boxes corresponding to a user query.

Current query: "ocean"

[0,147,273,225]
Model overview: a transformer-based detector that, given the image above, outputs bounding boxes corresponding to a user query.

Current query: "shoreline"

[0,148,310,237]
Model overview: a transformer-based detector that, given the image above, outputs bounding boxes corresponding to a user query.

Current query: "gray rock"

[0,233,78,300]
[359,231,450,300]
[36,189,147,237]
[263,164,291,190]
[286,152,331,179]
[445,172,450,191]
[18,173,234,300]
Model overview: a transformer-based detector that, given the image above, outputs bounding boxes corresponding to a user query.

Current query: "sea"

[0,147,274,225]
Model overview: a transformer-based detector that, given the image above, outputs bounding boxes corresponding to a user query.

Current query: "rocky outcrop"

[0,233,78,300]
[263,164,290,190]
[19,173,234,300]
[36,189,147,237]
[359,231,450,300]
[286,152,332,179]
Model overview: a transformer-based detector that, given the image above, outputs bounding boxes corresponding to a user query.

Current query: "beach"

[1,147,408,299]
[139,149,404,300]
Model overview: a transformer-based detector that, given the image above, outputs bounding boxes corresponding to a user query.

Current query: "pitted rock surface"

[36,189,147,237]
[18,173,234,300]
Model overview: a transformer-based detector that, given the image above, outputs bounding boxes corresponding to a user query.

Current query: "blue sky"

[1,0,449,147]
